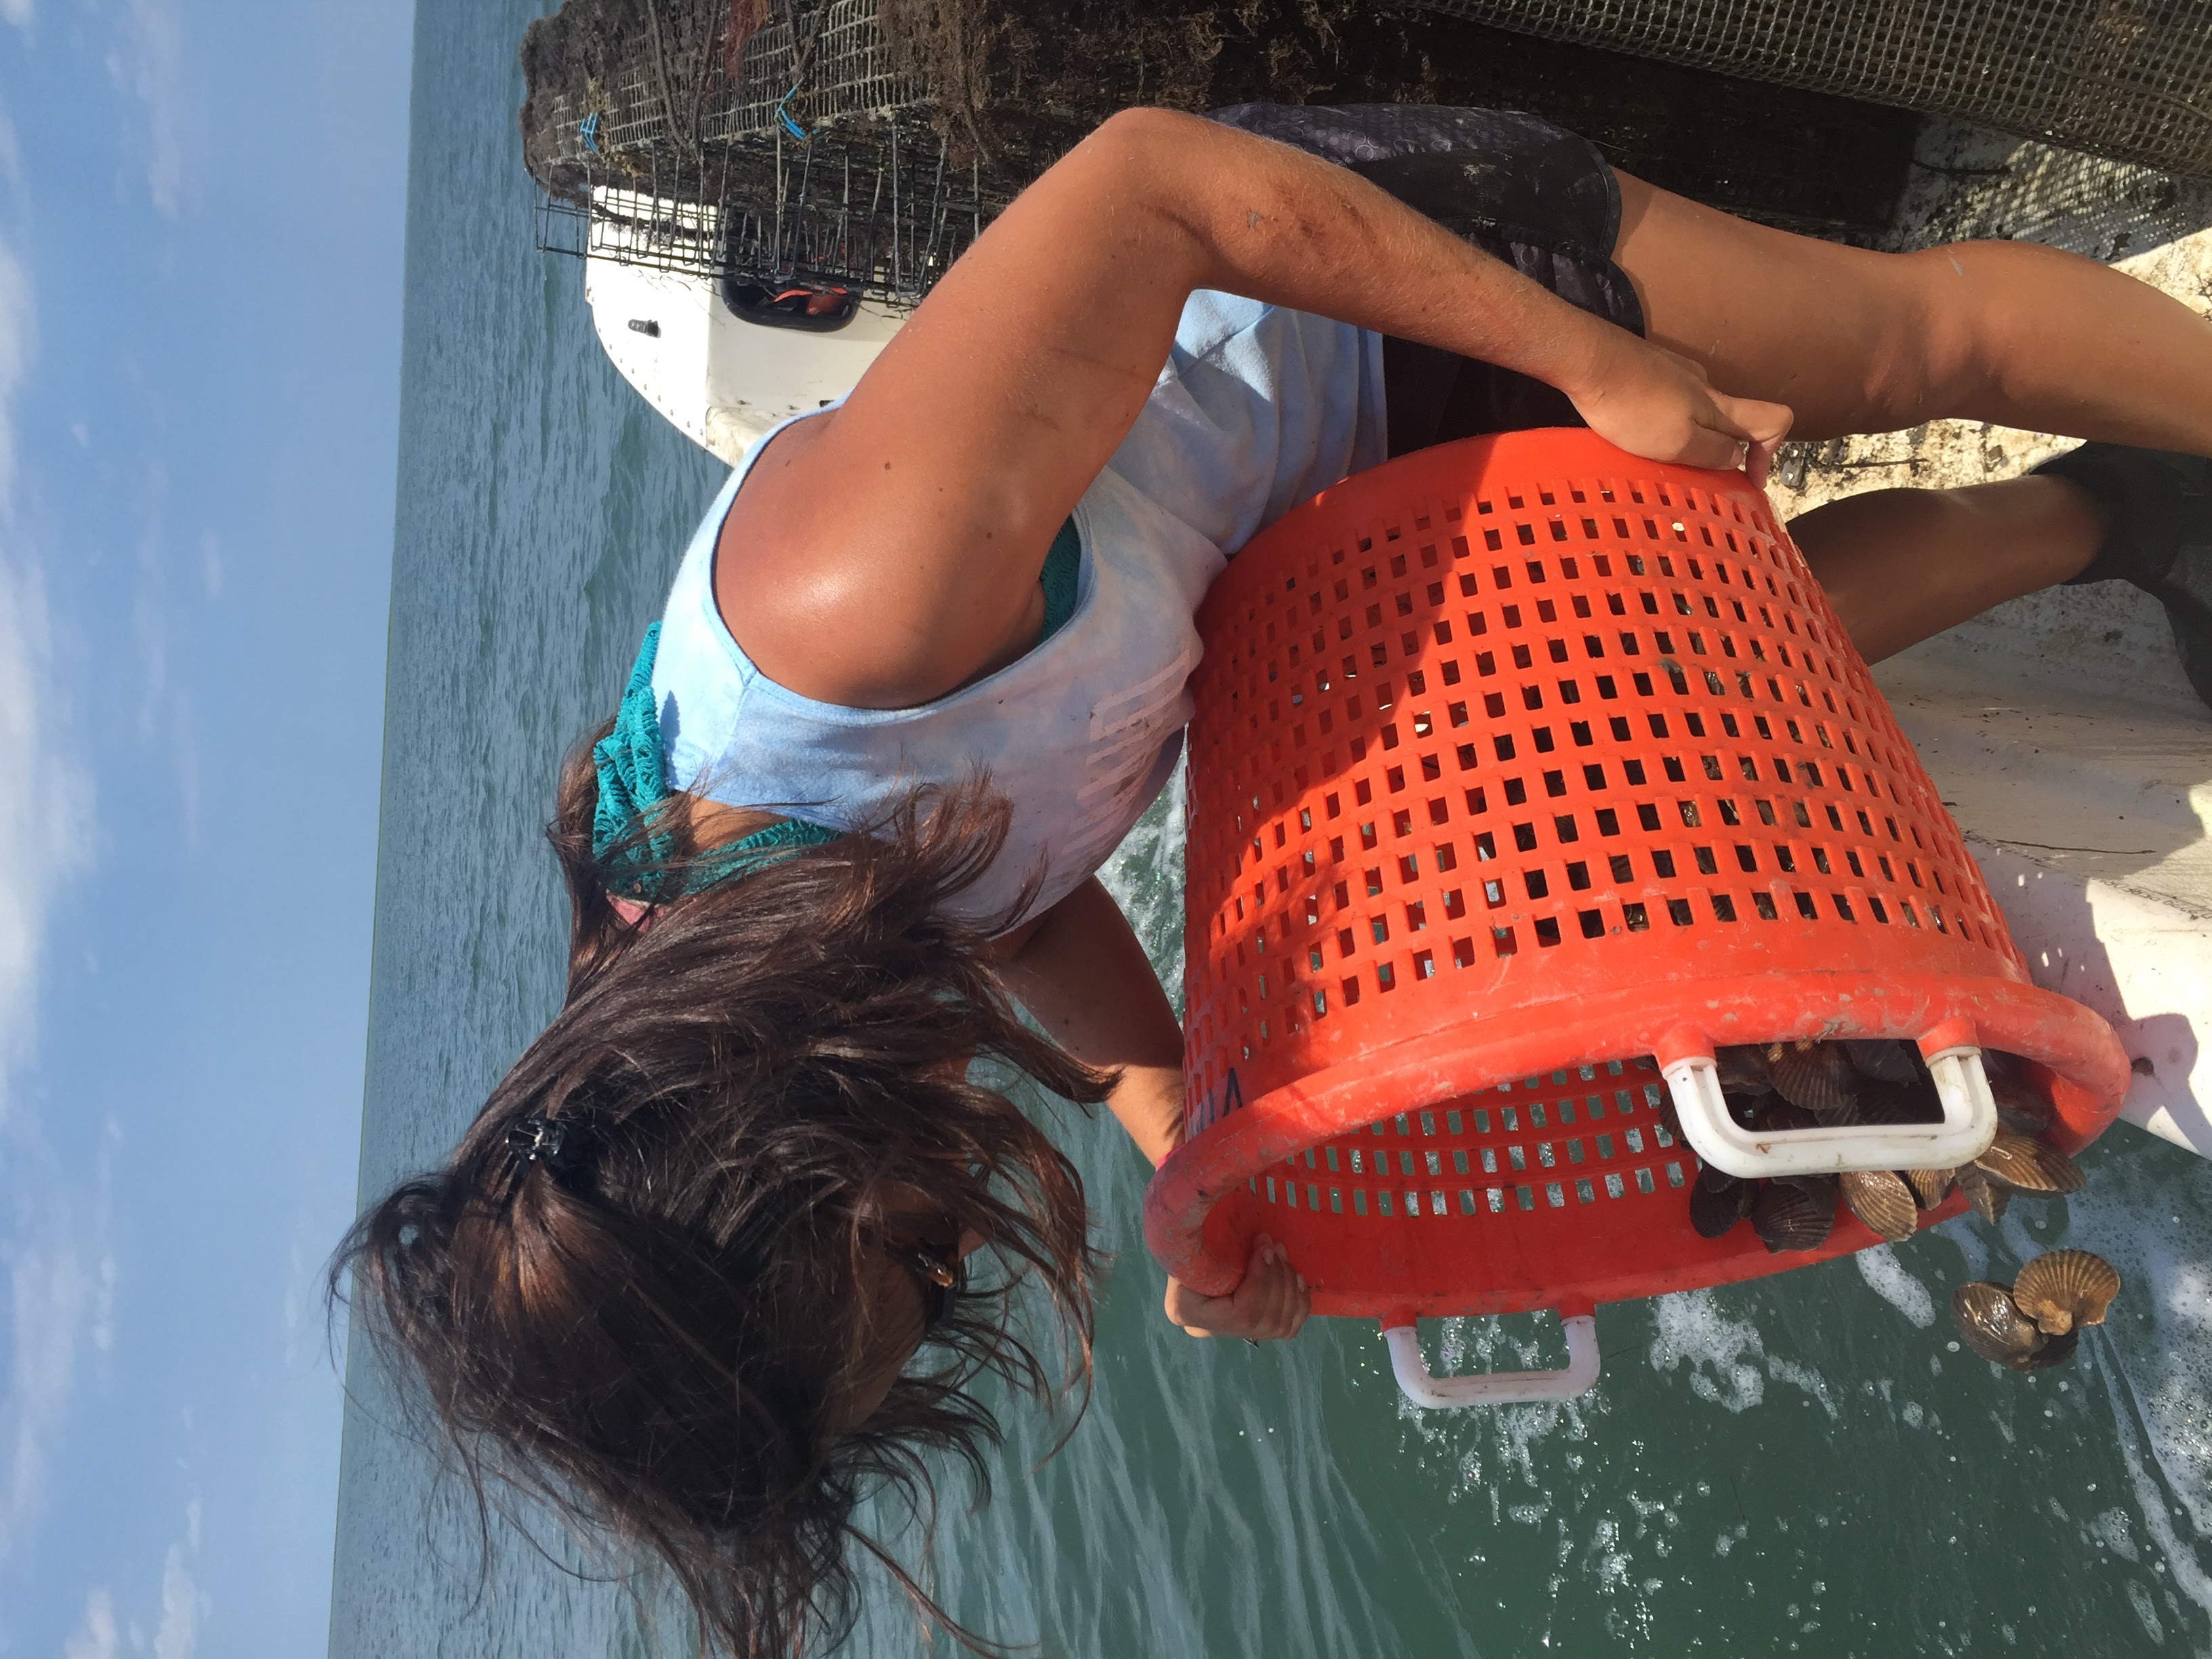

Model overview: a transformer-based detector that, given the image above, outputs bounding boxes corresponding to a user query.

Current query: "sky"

[0,2,413,1656]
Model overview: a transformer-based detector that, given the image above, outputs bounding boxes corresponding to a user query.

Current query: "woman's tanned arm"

[718,108,1790,712]
[998,878,1309,1342]
[997,877,1185,1168]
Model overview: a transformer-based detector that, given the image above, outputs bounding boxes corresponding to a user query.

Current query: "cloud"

[0,107,22,198]
[122,465,198,844]
[0,552,93,1084]
[0,240,33,509]
[0,2,29,35]
[110,0,186,218]
[1,1178,93,1557]
[62,1589,118,1659]
[0,560,104,1576]
[151,1543,202,1659]
[0,106,102,1578]
[0,225,73,1065]
[0,1122,112,1561]
[60,1499,201,1659]
[89,1120,118,1356]
[0,236,67,1062]
[130,466,167,741]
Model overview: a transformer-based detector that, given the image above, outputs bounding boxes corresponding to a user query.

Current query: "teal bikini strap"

[592,625,838,901]
[1038,517,1082,642]
[693,815,842,885]
[592,623,676,886]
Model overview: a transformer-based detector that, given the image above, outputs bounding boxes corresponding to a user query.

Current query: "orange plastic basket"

[1143,429,2129,1406]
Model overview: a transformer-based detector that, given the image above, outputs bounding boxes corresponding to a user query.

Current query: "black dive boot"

[2030,443,2212,712]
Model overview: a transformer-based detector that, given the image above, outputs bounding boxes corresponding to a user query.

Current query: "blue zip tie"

[775,84,809,141]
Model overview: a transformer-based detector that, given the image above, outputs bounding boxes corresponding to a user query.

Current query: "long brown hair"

[335,739,1112,1657]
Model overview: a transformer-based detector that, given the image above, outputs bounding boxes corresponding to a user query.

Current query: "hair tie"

[505,1114,569,1168]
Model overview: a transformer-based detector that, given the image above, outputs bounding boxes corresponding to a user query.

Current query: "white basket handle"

[1664,1043,1998,1179]
[1382,1313,1600,1409]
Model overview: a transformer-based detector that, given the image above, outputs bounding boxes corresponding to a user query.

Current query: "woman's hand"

[1568,337,1794,487]
[1164,1235,1311,1341]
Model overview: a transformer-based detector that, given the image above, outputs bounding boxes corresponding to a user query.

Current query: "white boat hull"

[585,255,903,463]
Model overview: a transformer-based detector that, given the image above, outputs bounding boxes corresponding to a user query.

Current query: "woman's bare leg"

[1608,170,2209,665]
[1788,476,2106,660]
[1610,172,2212,453]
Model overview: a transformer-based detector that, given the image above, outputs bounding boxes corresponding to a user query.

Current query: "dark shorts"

[1204,104,1647,458]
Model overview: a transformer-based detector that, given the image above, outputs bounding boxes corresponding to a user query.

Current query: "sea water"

[330,2,2212,1652]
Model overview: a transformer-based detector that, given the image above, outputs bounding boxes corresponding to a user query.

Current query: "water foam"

[1647,1290,1767,1412]
[1643,1287,1841,1419]
[1097,755,1188,998]
[2009,1139,2212,1642]
[1401,1315,1598,1498]
[1855,1243,1938,1327]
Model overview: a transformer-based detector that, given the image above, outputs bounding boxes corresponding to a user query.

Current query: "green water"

[330,3,2212,1653]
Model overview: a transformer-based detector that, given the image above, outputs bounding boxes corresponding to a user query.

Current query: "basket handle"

[1381,1313,1601,1409]
[1660,1025,1998,1179]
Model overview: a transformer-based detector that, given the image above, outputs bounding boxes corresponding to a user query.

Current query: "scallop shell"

[1766,1040,1858,1122]
[1780,1170,1841,1204]
[1841,1168,1919,1243]
[1952,1281,2048,1370]
[1755,1098,1820,1135]
[1689,1166,1753,1240]
[1854,1077,1946,1127]
[1957,1165,2011,1224]
[2011,1250,2121,1336]
[1751,1176,1835,1254]
[1989,1073,2055,1136]
[2020,1328,2081,1371]
[1904,1167,1956,1209]
[1843,1038,1921,1086]
[1973,1132,2085,1195]
[1715,1044,1774,1097]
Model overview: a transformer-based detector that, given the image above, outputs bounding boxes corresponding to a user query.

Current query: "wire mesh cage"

[1412,0,2212,178]
[526,0,1000,307]
[529,0,925,184]
[533,121,994,308]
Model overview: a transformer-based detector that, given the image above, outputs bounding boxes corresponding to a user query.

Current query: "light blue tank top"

[651,292,1387,929]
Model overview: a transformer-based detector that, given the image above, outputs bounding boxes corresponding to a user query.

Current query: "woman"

[339,104,2212,1656]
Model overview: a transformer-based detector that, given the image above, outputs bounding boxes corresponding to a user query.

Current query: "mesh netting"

[534,123,996,307]
[527,1,996,306]
[1412,0,2212,178]
[527,0,924,187]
